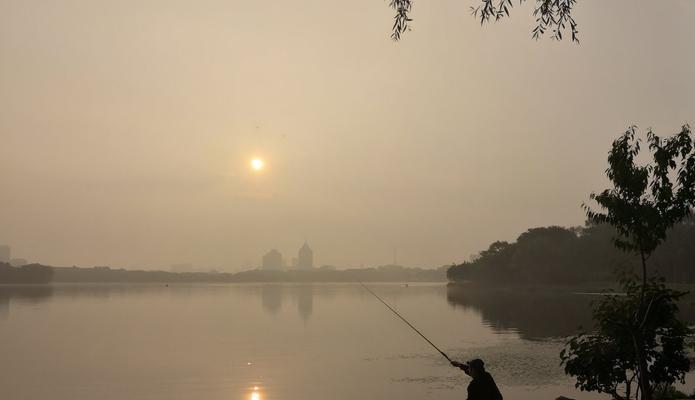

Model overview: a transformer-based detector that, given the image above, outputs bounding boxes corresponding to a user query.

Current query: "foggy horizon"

[2,0,694,271]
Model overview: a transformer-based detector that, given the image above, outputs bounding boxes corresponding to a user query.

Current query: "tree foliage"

[563,124,695,400]
[446,221,695,284]
[0,263,53,284]
[389,0,579,42]
[585,125,695,285]
[561,276,691,400]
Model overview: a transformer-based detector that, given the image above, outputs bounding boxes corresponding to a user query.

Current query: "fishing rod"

[359,282,451,362]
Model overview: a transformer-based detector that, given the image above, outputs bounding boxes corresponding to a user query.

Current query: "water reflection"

[0,294,6,319]
[2,282,694,400]
[3,282,694,340]
[261,285,283,315]
[259,284,314,320]
[446,285,596,339]
[0,284,234,320]
[446,284,695,339]
[0,285,54,320]
[294,285,313,321]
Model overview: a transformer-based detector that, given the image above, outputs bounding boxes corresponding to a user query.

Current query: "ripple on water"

[393,338,572,392]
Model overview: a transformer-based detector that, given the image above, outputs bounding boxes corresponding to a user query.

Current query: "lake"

[0,283,692,400]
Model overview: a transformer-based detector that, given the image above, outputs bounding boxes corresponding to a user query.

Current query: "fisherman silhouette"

[358,283,502,400]
[451,358,503,400]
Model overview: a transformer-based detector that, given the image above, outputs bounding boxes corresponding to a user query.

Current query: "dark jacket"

[467,372,503,400]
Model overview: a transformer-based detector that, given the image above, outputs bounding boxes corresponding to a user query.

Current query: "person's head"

[467,359,485,378]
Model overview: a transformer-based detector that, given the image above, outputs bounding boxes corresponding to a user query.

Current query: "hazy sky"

[1,0,694,270]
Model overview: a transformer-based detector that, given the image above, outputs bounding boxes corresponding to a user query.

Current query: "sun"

[251,158,264,171]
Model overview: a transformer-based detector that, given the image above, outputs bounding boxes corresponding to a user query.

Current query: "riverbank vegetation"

[446,220,695,285]
[0,263,53,284]
[559,125,695,400]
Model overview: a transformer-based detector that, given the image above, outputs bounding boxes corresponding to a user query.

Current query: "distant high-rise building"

[262,249,283,270]
[297,242,313,270]
[0,245,10,263]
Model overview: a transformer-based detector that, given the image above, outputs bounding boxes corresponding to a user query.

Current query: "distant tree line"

[230,265,447,283]
[447,220,695,284]
[0,263,53,284]
[49,264,447,283]
[0,262,446,284]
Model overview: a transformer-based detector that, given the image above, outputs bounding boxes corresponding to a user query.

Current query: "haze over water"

[3,283,691,400]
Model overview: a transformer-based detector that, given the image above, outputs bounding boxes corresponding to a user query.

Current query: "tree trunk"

[635,250,651,400]
[633,334,651,400]
[640,250,647,290]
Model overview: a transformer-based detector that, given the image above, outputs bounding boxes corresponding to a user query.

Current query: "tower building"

[262,249,283,270]
[0,245,10,263]
[297,242,313,270]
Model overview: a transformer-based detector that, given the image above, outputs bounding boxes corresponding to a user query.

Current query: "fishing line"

[359,282,451,362]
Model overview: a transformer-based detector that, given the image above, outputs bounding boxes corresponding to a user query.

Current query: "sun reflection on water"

[249,385,262,400]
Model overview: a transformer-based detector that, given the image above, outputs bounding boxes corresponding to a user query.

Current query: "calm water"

[0,283,690,400]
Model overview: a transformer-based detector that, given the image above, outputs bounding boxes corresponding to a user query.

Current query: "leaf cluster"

[585,125,695,258]
[561,276,691,400]
[471,0,579,42]
[389,0,579,41]
[389,0,413,40]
